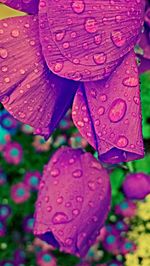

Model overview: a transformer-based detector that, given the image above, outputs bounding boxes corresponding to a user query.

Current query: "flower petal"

[0,0,39,14]
[0,15,77,139]
[34,147,111,257]
[38,0,144,81]
[72,50,144,164]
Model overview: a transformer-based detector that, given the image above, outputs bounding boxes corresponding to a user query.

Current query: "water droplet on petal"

[51,168,60,177]
[85,18,98,33]
[111,31,126,47]
[108,98,127,123]
[88,181,96,191]
[0,48,8,59]
[57,196,64,204]
[94,34,102,45]
[52,212,69,224]
[133,96,139,105]
[98,106,105,115]
[53,62,64,73]
[11,29,20,38]
[93,52,107,65]
[72,209,80,216]
[123,77,138,87]
[71,0,85,14]
[65,238,73,246]
[76,196,84,202]
[1,95,10,104]
[55,30,65,41]
[72,169,83,178]
[117,136,128,148]
[100,94,107,102]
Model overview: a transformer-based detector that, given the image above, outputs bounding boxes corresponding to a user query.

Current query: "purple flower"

[0,0,145,164]
[0,204,11,221]
[23,171,41,190]
[0,110,18,132]
[23,215,35,233]
[34,147,111,257]
[122,172,150,200]
[102,231,121,255]
[119,238,136,255]
[115,200,137,218]
[114,220,129,233]
[36,251,57,266]
[3,141,23,165]
[11,182,30,203]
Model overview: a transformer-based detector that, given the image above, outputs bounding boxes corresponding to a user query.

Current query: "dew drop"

[53,62,64,73]
[65,238,73,246]
[47,206,52,212]
[100,94,107,102]
[98,106,105,116]
[88,181,96,191]
[94,34,102,45]
[45,196,49,203]
[93,52,107,65]
[11,29,20,38]
[108,98,127,123]
[55,30,65,41]
[72,169,83,178]
[123,77,138,87]
[117,136,128,148]
[71,0,85,14]
[76,196,84,202]
[85,18,98,33]
[133,96,139,105]
[111,31,126,47]
[0,48,8,59]
[52,212,69,224]
[77,121,84,127]
[57,196,64,204]
[72,209,80,216]
[51,168,60,177]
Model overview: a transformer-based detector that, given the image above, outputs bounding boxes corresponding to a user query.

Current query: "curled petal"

[34,147,111,257]
[0,0,39,14]
[72,50,144,164]
[38,0,144,81]
[0,15,77,139]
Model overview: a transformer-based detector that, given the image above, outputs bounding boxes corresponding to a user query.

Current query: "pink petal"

[72,50,144,164]
[0,15,77,139]
[0,0,39,14]
[34,147,111,257]
[38,0,145,81]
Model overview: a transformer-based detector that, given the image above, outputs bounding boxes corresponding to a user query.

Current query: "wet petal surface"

[0,15,77,139]
[34,147,111,257]
[72,50,144,164]
[38,0,144,81]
